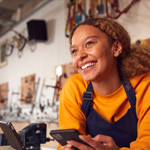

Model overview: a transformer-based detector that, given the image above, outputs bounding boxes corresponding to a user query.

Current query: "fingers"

[61,144,74,150]
[93,134,112,142]
[66,135,101,150]
[93,134,116,146]
[61,135,118,150]
[67,139,95,150]
[79,134,118,150]
[79,135,103,149]
[92,134,118,150]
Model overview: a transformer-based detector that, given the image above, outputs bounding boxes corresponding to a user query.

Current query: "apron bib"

[81,77,138,148]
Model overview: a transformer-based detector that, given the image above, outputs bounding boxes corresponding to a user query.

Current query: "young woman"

[58,18,150,150]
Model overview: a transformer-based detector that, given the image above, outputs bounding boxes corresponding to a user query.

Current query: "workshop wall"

[0,0,72,123]
[0,0,150,148]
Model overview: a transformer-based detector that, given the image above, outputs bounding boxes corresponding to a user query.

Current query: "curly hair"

[69,18,150,79]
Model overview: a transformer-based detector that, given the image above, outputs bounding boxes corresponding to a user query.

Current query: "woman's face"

[71,25,119,82]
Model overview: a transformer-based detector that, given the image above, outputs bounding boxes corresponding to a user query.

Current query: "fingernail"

[79,135,83,139]
[66,143,72,148]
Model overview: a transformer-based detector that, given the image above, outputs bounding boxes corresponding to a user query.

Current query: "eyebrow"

[70,35,99,50]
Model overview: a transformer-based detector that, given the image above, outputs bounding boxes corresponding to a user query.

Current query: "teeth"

[81,63,95,70]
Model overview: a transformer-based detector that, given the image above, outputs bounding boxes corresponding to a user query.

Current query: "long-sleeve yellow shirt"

[58,73,150,150]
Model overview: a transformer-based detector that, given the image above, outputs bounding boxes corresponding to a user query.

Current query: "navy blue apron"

[81,77,138,148]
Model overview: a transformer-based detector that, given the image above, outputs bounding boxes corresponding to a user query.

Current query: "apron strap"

[120,77,136,108]
[82,78,136,108]
[81,82,93,116]
[83,82,93,101]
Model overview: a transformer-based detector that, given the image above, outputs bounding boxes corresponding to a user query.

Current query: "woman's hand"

[61,134,118,150]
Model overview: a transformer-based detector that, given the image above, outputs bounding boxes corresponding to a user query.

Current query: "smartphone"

[50,129,92,150]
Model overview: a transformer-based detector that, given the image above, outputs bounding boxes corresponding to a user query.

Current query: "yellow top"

[58,73,150,149]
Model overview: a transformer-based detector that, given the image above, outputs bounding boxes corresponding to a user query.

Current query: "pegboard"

[59,62,76,88]
[55,62,77,101]
[20,74,35,105]
[0,82,8,108]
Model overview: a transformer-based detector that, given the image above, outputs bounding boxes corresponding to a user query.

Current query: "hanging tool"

[65,0,76,37]
[2,28,27,57]
[75,0,87,24]
[105,0,140,19]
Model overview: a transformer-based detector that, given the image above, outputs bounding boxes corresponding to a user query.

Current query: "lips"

[81,62,96,70]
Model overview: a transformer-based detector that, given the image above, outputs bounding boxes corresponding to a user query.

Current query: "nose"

[77,49,88,61]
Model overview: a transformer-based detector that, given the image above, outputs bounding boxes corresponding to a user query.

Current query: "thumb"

[92,134,115,145]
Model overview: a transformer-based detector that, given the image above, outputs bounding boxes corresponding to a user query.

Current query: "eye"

[86,41,94,47]
[70,49,78,55]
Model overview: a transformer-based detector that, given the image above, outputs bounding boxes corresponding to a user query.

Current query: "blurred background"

[0,0,150,149]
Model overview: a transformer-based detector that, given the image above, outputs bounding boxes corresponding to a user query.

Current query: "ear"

[112,41,122,57]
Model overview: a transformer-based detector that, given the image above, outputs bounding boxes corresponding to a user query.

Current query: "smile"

[81,62,96,70]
